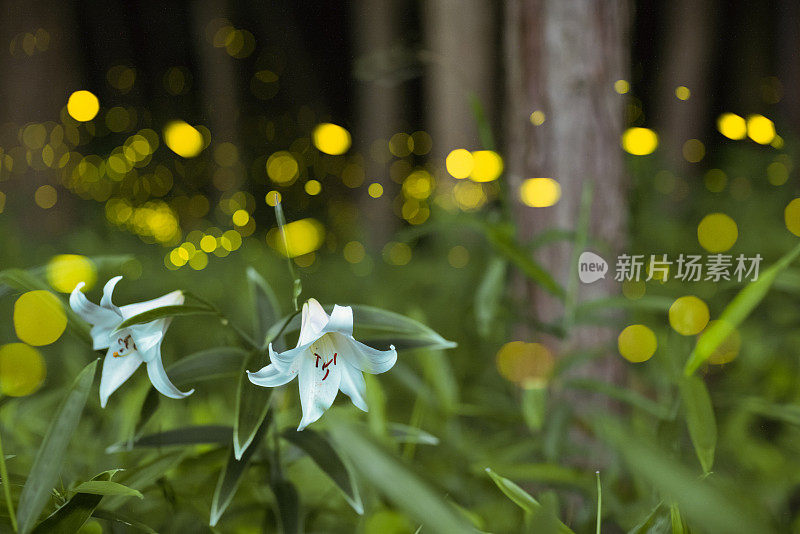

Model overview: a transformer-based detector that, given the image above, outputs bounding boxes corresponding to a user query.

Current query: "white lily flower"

[69,276,194,407]
[248,298,397,430]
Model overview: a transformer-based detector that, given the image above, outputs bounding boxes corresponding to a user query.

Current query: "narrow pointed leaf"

[247,267,281,348]
[679,375,717,474]
[115,304,216,331]
[210,412,270,526]
[685,241,800,374]
[475,257,506,337]
[234,352,273,459]
[166,347,249,386]
[105,452,185,511]
[91,510,157,533]
[17,360,97,534]
[273,479,302,534]
[31,470,114,534]
[282,428,363,514]
[485,468,575,533]
[106,425,231,452]
[328,421,477,532]
[388,423,439,445]
[72,481,142,499]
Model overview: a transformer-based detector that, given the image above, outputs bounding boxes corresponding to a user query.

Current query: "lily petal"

[70,282,120,330]
[326,305,353,336]
[268,342,311,374]
[339,361,368,412]
[247,363,296,387]
[298,298,329,345]
[101,276,124,315]
[130,323,167,363]
[340,337,397,374]
[146,356,194,400]
[297,351,342,430]
[99,347,143,408]
[120,290,184,319]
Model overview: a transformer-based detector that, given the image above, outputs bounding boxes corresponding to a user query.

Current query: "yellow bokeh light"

[67,90,100,122]
[784,198,800,237]
[697,213,738,252]
[189,250,208,270]
[232,209,250,226]
[746,114,776,145]
[621,127,658,155]
[343,241,366,264]
[717,113,747,140]
[312,123,351,155]
[675,86,691,100]
[617,325,657,363]
[529,110,546,125]
[453,181,487,211]
[470,150,503,182]
[220,229,243,251]
[402,170,433,199]
[163,120,204,158]
[0,343,46,397]
[704,169,727,193]
[767,162,788,186]
[14,290,67,346]
[496,341,555,387]
[445,149,474,179]
[267,218,325,258]
[622,280,645,300]
[383,242,412,266]
[266,151,299,184]
[265,190,282,206]
[448,245,469,268]
[368,183,383,198]
[46,254,97,293]
[682,139,705,163]
[200,234,217,253]
[34,184,57,209]
[669,296,709,336]
[305,179,322,196]
[614,79,630,94]
[520,178,561,207]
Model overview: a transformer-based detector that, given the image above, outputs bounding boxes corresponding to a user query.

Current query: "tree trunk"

[504,0,629,404]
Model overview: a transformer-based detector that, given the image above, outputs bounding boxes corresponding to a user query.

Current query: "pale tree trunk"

[423,0,497,153]
[505,0,629,408]
[654,0,717,170]
[352,0,404,249]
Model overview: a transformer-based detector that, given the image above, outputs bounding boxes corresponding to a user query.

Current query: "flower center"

[314,352,337,381]
[112,334,137,358]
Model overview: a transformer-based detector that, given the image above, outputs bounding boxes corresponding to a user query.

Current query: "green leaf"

[484,468,574,533]
[106,425,231,452]
[115,304,216,331]
[670,503,686,534]
[328,421,478,532]
[282,428,363,514]
[31,470,115,534]
[72,481,142,499]
[740,397,800,425]
[273,479,303,534]
[522,387,547,431]
[563,378,673,420]
[388,423,439,445]
[210,412,270,526]
[679,375,717,474]
[485,226,564,298]
[105,452,185,511]
[475,257,507,338]
[627,504,669,534]
[484,464,593,493]
[234,352,273,459]
[166,347,249,387]
[417,349,459,413]
[685,241,800,375]
[247,267,281,348]
[17,360,97,534]
[91,510,157,533]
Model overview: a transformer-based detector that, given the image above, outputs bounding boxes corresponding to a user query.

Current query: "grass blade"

[247,267,281,348]
[679,375,717,474]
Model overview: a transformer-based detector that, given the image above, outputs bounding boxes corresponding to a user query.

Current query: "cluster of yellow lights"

[211,22,255,58]
[266,218,325,258]
[445,149,503,182]
[105,198,181,245]
[519,178,561,208]
[697,213,738,252]
[496,341,555,387]
[9,28,50,57]
[388,131,432,157]
[267,151,300,184]
[167,229,244,270]
[621,127,658,156]
[717,112,779,146]
[163,120,204,158]
[312,123,351,156]
[452,181,487,211]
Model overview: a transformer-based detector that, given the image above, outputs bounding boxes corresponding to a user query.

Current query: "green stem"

[0,426,17,532]
[595,470,602,534]
[183,292,258,350]
[274,200,302,312]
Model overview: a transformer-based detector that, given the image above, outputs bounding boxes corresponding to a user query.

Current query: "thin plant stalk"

[0,422,17,532]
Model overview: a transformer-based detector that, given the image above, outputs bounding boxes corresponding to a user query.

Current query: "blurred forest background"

[1,0,800,533]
